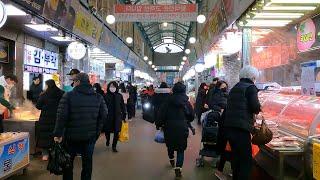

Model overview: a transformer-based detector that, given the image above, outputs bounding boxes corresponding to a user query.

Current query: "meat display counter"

[256,90,320,179]
[3,105,40,154]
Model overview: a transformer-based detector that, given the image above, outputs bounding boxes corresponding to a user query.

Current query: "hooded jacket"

[156,83,195,151]
[53,83,108,142]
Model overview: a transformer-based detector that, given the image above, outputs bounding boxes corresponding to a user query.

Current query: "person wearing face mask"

[103,81,126,153]
[36,80,64,161]
[222,66,261,180]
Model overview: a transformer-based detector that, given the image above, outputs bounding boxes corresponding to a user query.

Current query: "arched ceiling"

[122,0,198,53]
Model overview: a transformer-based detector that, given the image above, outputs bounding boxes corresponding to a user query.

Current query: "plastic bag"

[119,122,129,142]
[154,130,165,143]
[47,142,72,175]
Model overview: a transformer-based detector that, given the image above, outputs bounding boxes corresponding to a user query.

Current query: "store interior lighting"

[256,47,264,53]
[182,56,187,61]
[25,24,58,31]
[51,36,74,42]
[197,14,206,24]
[185,49,191,54]
[5,4,27,16]
[163,37,174,44]
[148,61,152,65]
[195,63,205,73]
[163,22,168,27]
[143,56,148,61]
[152,65,155,68]
[181,61,185,65]
[154,68,158,71]
[89,48,122,64]
[238,0,320,27]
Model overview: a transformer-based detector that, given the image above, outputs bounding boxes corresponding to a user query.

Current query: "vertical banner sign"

[314,143,320,179]
[114,4,198,22]
[200,0,228,53]
[297,18,316,52]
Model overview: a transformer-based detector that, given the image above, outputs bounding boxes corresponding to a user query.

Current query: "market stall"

[255,88,320,179]
[3,102,40,154]
[0,132,29,179]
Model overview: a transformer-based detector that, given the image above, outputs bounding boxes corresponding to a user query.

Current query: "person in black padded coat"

[153,82,171,124]
[195,83,208,125]
[156,82,195,178]
[36,79,64,161]
[103,81,126,153]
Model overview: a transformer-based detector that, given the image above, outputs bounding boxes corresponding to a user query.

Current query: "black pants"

[167,148,185,168]
[127,103,135,119]
[105,132,119,148]
[224,128,252,180]
[217,151,232,172]
[63,140,96,180]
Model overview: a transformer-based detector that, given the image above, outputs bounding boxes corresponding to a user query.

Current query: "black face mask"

[221,87,227,92]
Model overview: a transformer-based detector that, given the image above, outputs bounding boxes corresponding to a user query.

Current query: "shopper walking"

[119,83,129,120]
[153,82,171,124]
[195,83,208,124]
[156,82,195,178]
[36,80,64,161]
[104,81,126,152]
[127,83,138,118]
[53,73,107,180]
[28,76,42,105]
[223,66,261,180]
[93,83,105,96]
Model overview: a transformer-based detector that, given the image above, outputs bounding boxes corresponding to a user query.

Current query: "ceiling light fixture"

[143,56,148,61]
[25,24,58,31]
[5,4,27,16]
[253,12,304,19]
[126,37,133,44]
[163,22,168,27]
[267,0,320,4]
[106,15,116,24]
[51,36,74,42]
[181,61,185,65]
[189,37,196,44]
[148,61,152,65]
[185,49,191,54]
[244,20,292,27]
[182,56,187,61]
[154,68,158,71]
[152,65,155,68]
[197,14,206,24]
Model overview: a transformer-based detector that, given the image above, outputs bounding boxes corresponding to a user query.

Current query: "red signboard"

[114,4,198,22]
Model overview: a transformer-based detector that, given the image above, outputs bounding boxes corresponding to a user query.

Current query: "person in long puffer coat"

[104,81,126,153]
[195,83,208,124]
[36,79,64,161]
[156,82,195,178]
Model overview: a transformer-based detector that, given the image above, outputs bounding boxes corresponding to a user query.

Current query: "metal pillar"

[195,71,199,95]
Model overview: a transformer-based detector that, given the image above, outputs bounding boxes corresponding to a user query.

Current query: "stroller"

[196,110,221,167]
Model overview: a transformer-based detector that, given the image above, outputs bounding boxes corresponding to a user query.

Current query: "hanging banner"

[200,0,227,53]
[114,4,198,22]
[99,27,130,61]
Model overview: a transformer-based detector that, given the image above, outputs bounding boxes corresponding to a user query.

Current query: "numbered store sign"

[0,136,29,178]
[24,45,59,74]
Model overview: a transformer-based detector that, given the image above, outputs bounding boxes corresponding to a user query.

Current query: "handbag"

[154,130,165,143]
[252,116,273,146]
[47,142,72,175]
[119,122,129,142]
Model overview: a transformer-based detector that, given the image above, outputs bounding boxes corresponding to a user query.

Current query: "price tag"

[313,143,320,179]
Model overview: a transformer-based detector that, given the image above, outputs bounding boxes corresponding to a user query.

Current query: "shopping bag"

[47,142,72,175]
[154,130,165,143]
[252,116,273,146]
[119,122,129,142]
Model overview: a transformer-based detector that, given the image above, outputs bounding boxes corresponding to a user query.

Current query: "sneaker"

[169,159,175,167]
[174,167,182,178]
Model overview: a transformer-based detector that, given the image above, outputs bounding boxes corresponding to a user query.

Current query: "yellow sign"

[313,143,320,179]
[73,11,102,44]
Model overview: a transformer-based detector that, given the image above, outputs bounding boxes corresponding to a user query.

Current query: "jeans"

[167,148,185,168]
[105,132,119,148]
[224,128,252,180]
[63,140,96,180]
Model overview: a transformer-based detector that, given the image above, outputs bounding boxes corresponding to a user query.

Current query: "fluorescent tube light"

[25,24,58,31]
[267,0,320,4]
[253,12,304,19]
[5,4,27,16]
[263,6,317,11]
[51,36,74,42]
[245,20,291,27]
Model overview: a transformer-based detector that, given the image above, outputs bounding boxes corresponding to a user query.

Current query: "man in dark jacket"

[153,82,171,125]
[53,73,107,180]
[223,66,261,180]
[28,76,42,105]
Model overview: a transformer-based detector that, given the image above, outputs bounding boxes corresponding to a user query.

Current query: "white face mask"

[109,87,116,93]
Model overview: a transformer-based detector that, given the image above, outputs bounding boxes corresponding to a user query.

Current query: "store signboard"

[300,60,320,96]
[99,27,130,61]
[24,45,59,74]
[114,4,198,22]
[16,0,45,14]
[200,0,228,53]
[297,18,316,52]
[0,136,29,179]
